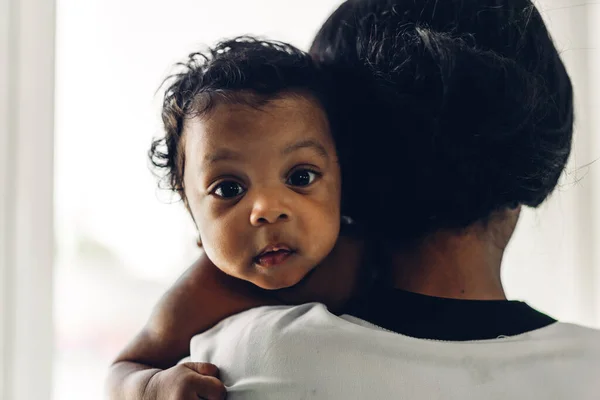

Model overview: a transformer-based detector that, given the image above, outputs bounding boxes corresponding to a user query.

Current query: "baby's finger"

[191,375,226,400]
[181,361,220,378]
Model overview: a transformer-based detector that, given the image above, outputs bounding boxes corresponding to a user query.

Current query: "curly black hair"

[149,36,336,203]
[310,0,574,243]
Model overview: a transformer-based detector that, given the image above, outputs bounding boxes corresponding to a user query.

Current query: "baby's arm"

[106,236,364,400]
[106,253,279,400]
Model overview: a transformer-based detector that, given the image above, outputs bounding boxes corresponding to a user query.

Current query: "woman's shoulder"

[188,303,338,369]
[190,303,333,345]
[536,321,600,343]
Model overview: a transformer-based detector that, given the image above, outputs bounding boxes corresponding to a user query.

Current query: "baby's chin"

[250,273,307,291]
[244,258,317,290]
[211,254,318,291]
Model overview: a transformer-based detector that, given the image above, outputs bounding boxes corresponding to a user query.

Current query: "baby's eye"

[212,181,245,199]
[286,169,319,187]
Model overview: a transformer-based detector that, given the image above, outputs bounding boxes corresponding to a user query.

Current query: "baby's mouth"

[254,245,296,268]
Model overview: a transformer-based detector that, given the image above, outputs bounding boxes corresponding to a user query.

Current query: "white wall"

[590,2,600,321]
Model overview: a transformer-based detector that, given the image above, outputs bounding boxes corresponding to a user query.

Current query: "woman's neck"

[388,213,520,300]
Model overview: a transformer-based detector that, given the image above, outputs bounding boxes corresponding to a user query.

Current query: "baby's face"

[183,93,341,290]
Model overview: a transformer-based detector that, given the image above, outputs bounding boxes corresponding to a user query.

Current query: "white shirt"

[189,303,600,399]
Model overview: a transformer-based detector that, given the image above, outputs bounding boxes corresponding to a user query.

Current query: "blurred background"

[1,1,599,399]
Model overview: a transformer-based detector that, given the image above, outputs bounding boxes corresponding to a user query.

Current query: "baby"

[107,36,361,400]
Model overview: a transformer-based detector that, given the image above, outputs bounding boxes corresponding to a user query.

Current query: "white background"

[1,1,599,400]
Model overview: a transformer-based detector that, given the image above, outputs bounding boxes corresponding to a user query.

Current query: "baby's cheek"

[319,175,342,215]
[206,223,238,259]
[201,232,247,281]
[195,211,228,261]
[306,202,340,253]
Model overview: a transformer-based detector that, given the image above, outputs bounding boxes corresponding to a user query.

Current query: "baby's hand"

[146,362,226,400]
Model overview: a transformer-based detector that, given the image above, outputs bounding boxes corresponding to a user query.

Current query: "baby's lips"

[254,249,294,268]
[256,243,292,257]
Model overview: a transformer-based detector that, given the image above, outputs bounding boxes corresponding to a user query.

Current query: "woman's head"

[311,0,574,245]
[150,37,342,289]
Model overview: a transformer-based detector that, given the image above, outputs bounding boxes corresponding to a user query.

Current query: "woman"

[107,1,599,399]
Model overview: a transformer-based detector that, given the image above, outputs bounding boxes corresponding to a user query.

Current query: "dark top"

[346,287,556,341]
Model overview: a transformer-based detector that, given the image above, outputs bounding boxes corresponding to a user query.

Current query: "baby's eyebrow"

[204,149,243,165]
[282,139,329,159]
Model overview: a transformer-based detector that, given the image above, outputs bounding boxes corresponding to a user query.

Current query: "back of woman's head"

[311,0,573,244]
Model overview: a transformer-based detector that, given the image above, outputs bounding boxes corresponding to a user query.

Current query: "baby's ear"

[341,215,355,225]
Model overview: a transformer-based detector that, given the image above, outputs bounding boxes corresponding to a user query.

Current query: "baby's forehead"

[211,91,326,117]
[181,92,336,163]
[187,92,332,139]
